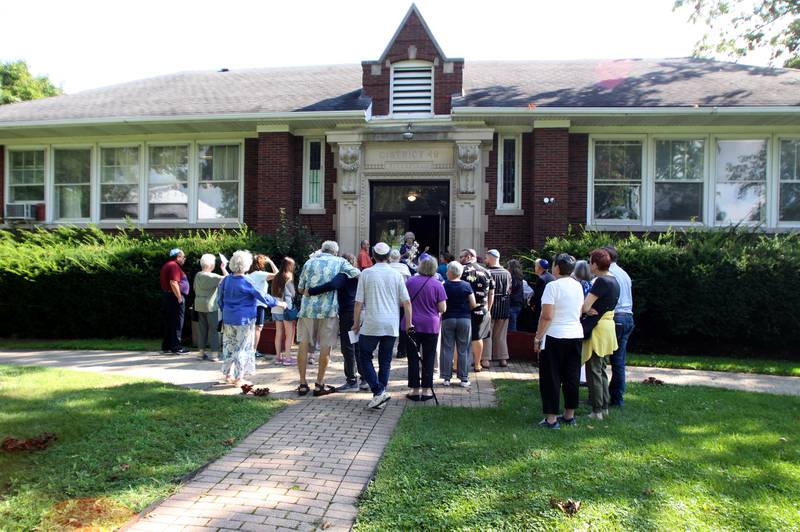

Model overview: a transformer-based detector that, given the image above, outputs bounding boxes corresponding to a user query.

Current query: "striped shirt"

[488,265,512,320]
[355,263,410,337]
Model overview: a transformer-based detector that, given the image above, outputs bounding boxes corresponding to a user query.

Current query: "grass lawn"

[629,353,800,377]
[0,364,284,530]
[356,380,800,531]
[0,338,161,351]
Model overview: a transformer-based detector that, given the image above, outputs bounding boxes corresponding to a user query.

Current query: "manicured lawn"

[0,338,161,351]
[0,365,284,530]
[629,353,800,377]
[356,380,800,531]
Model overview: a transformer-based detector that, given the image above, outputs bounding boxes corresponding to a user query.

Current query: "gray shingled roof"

[0,58,798,125]
[0,65,368,123]
[459,58,800,108]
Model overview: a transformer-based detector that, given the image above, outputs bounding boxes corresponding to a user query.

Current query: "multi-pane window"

[148,145,189,220]
[100,147,139,220]
[593,140,642,220]
[714,139,767,224]
[54,148,91,220]
[198,144,239,219]
[654,139,704,222]
[779,139,800,222]
[391,62,433,114]
[7,150,45,203]
[497,136,520,209]
[303,139,323,209]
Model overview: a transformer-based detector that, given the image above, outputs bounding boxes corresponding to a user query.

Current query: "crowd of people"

[158,234,634,420]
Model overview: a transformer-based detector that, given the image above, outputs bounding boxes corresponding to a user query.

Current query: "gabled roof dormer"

[362,4,464,117]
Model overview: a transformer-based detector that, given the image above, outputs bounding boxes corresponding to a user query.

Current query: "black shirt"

[589,275,620,316]
[461,262,495,316]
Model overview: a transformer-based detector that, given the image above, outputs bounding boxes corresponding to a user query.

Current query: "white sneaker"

[442,379,451,387]
[588,412,604,420]
[359,380,370,391]
[368,391,390,409]
[459,380,471,388]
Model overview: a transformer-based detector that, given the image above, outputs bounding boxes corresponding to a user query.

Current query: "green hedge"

[0,218,317,339]
[529,227,800,359]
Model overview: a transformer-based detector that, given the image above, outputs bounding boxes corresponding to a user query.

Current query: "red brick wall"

[243,138,259,230]
[249,132,297,234]
[484,133,535,256]
[361,10,463,116]
[568,134,589,226]
[532,128,570,249]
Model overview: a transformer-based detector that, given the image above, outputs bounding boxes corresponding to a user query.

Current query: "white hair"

[199,253,216,269]
[321,240,339,255]
[417,256,438,277]
[228,250,253,274]
[389,249,401,263]
[404,232,415,241]
[447,260,464,278]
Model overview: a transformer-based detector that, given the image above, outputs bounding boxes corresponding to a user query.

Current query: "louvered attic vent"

[391,63,433,114]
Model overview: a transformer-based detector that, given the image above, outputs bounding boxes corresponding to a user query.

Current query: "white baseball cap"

[373,242,391,255]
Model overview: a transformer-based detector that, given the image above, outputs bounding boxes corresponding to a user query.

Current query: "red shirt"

[357,249,373,269]
[160,260,186,292]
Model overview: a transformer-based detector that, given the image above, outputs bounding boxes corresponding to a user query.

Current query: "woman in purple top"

[402,256,447,401]
[218,250,287,386]
[440,261,477,387]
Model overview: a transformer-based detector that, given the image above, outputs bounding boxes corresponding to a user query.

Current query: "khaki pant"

[482,318,509,363]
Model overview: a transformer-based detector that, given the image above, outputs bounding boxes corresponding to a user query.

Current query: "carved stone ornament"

[456,143,480,194]
[338,144,361,194]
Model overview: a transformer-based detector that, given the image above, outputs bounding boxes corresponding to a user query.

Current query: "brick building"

[2,5,800,256]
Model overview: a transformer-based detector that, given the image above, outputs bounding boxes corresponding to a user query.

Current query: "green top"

[193,271,224,312]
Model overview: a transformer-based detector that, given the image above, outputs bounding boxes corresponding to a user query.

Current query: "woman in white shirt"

[246,254,278,355]
[533,253,584,429]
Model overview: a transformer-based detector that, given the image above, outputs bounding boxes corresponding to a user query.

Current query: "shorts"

[273,308,299,322]
[297,317,339,348]
[470,311,492,342]
[255,306,267,326]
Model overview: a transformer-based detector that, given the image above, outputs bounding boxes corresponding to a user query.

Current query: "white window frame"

[588,135,647,226]
[775,135,800,227]
[389,60,434,117]
[496,134,522,213]
[301,137,325,213]
[196,141,245,222]
[4,145,47,206]
[52,144,95,222]
[145,142,193,223]
[710,134,771,227]
[97,143,144,222]
[649,135,709,226]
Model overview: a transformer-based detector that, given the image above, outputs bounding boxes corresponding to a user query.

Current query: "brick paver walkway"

[2,348,798,531]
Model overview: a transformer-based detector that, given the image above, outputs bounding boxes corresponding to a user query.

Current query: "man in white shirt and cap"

[352,242,413,409]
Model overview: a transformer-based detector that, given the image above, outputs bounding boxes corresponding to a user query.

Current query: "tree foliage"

[0,60,62,104]
[675,0,800,68]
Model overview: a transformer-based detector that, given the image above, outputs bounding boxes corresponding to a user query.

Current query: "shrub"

[0,221,318,339]
[520,226,800,359]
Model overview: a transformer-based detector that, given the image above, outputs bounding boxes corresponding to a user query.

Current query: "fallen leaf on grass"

[41,497,134,530]
[119,463,130,471]
[643,377,664,385]
[223,437,236,446]
[1,432,56,452]
[642,488,654,496]
[530,450,542,459]
[550,497,581,516]
[779,437,788,443]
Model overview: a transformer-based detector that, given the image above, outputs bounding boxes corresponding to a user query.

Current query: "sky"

[0,0,774,94]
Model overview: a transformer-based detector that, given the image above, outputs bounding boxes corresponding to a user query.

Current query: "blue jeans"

[440,318,471,382]
[358,334,396,396]
[508,305,523,332]
[610,313,635,406]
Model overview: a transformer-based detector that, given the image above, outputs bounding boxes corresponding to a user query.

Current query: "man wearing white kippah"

[352,242,412,409]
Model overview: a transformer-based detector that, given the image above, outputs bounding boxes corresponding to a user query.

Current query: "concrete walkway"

[1,349,798,531]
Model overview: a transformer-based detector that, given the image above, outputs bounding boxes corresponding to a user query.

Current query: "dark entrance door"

[370,181,449,257]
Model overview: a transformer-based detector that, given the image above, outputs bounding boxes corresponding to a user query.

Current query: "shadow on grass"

[355,380,800,531]
[0,366,284,530]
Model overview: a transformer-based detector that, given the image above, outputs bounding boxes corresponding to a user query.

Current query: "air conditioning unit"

[4,203,36,220]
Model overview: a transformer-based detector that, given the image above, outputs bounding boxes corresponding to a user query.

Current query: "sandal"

[312,383,336,397]
[297,383,310,396]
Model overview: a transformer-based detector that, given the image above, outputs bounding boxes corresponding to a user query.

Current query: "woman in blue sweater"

[219,250,287,385]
